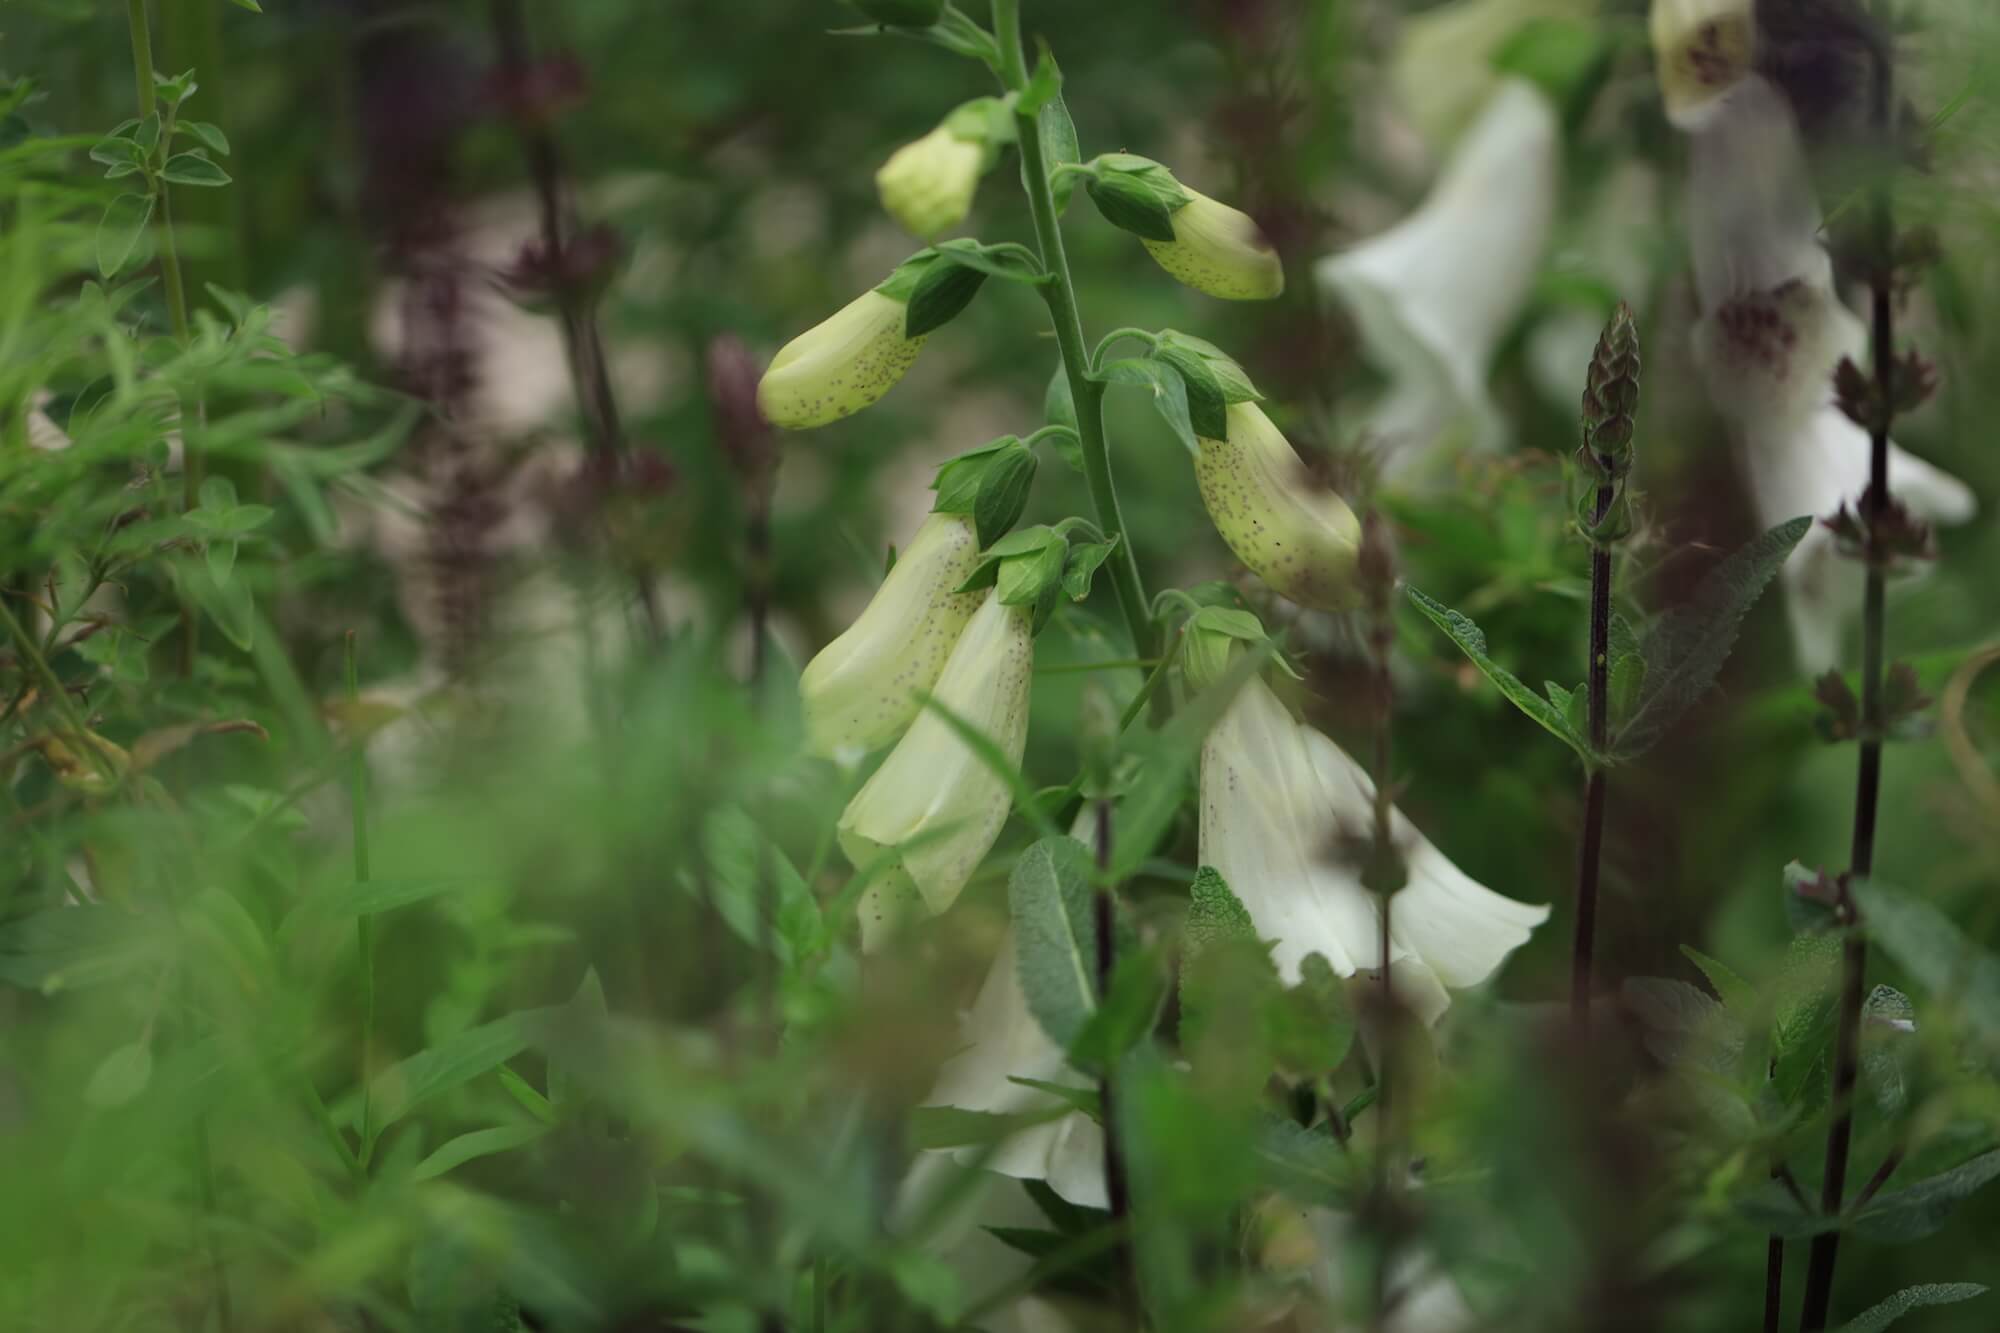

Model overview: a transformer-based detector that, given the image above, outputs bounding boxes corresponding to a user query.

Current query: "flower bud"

[1650,0,1757,129]
[756,288,925,429]
[1142,186,1285,301]
[1580,301,1641,479]
[1179,606,1267,693]
[840,591,1035,950]
[801,513,983,762]
[876,124,986,241]
[1195,403,1361,612]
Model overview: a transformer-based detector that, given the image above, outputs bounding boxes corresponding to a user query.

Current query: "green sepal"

[940,96,1017,157]
[973,441,1038,547]
[931,436,1019,515]
[1149,340,1229,440]
[1081,155,1188,243]
[1060,536,1118,603]
[1094,357,1195,456]
[1153,330,1263,404]
[904,257,987,338]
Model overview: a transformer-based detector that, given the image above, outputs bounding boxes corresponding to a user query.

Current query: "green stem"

[345,632,375,1158]
[995,0,1157,669]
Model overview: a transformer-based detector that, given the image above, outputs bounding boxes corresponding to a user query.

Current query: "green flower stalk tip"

[1195,403,1361,612]
[757,288,925,429]
[877,124,985,240]
[1580,301,1640,476]
[800,513,983,762]
[839,591,1035,951]
[1649,0,1756,129]
[1145,186,1284,301]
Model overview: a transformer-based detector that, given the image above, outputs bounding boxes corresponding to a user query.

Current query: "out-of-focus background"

[2,1,1998,1329]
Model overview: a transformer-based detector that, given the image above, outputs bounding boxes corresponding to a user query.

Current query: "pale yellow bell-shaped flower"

[1388,0,1595,151]
[877,125,986,241]
[1317,80,1558,484]
[757,289,924,429]
[1198,672,1549,1025]
[1143,188,1285,301]
[1686,76,1976,670]
[840,591,1034,950]
[1650,0,1756,129]
[800,513,983,763]
[1195,402,1361,612]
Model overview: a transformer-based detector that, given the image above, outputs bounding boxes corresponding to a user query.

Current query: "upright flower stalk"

[992,0,1155,669]
[1571,303,1639,1032]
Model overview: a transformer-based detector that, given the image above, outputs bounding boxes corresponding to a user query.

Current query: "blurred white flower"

[1143,186,1285,301]
[800,513,983,762]
[1528,162,1667,406]
[1318,80,1559,484]
[839,591,1034,950]
[1195,402,1361,612]
[757,288,925,429]
[1388,0,1594,151]
[1685,76,1976,670]
[1198,672,1550,1026]
[1649,0,1757,129]
[877,124,986,241]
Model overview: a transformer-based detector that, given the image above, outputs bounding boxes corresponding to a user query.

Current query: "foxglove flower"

[1195,402,1362,612]
[1650,0,1757,129]
[1196,663,1548,1025]
[800,513,983,762]
[1388,0,1594,150]
[877,125,986,240]
[840,591,1034,950]
[914,929,1108,1207]
[757,289,925,429]
[1317,80,1558,483]
[1143,186,1285,301]
[1685,76,1975,669]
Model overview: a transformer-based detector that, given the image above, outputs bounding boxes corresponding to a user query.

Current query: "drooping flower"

[1683,76,1976,669]
[757,288,925,429]
[1387,0,1595,151]
[800,513,983,762]
[1141,186,1285,301]
[1195,661,1548,1026]
[840,590,1034,950]
[877,125,986,241]
[1649,0,1757,129]
[1195,402,1362,612]
[1317,80,1559,483]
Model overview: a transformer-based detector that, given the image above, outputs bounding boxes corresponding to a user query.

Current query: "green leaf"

[1059,537,1116,602]
[903,256,987,338]
[1044,359,1079,438]
[160,152,232,187]
[408,1124,550,1183]
[1832,1284,1987,1333]
[1184,866,1257,951]
[931,436,1017,514]
[206,538,238,586]
[1855,1150,2000,1243]
[313,875,475,919]
[1069,945,1166,1071]
[1270,954,1355,1074]
[362,1010,555,1145]
[973,442,1037,547]
[89,136,144,169]
[1406,587,1592,762]
[1150,342,1228,440]
[1613,516,1810,756]
[229,0,265,11]
[994,530,1068,611]
[96,193,153,279]
[1680,944,1757,1016]
[1095,357,1194,456]
[497,1066,558,1125]
[1009,836,1100,1049]
[1862,985,1916,1115]
[1085,170,1176,242]
[177,120,231,156]
[1153,331,1262,404]
[1027,76,1081,216]
[1851,879,2000,1045]
[84,1040,154,1108]
[1772,934,1840,1112]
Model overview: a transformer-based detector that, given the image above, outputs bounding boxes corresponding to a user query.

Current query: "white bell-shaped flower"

[757,288,925,429]
[1649,0,1757,130]
[840,591,1034,950]
[1388,0,1595,150]
[1686,76,1976,669]
[1318,80,1559,483]
[1143,186,1285,301]
[799,513,983,762]
[1195,402,1362,612]
[1198,673,1549,1026]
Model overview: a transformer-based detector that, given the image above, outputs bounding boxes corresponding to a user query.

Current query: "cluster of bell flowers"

[1651,6,1977,669]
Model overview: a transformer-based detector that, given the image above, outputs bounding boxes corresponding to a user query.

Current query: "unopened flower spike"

[1193,403,1361,612]
[799,512,983,762]
[1189,610,1550,1023]
[1649,0,1756,129]
[876,98,1012,241]
[1579,301,1641,484]
[1079,153,1283,301]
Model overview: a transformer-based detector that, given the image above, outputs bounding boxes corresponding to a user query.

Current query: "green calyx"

[1079,153,1191,244]
[957,524,1120,633]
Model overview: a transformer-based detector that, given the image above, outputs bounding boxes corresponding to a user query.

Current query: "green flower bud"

[799,513,983,762]
[757,288,925,429]
[1195,403,1361,611]
[1580,301,1640,478]
[1179,606,1267,693]
[1649,0,1756,129]
[876,124,986,241]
